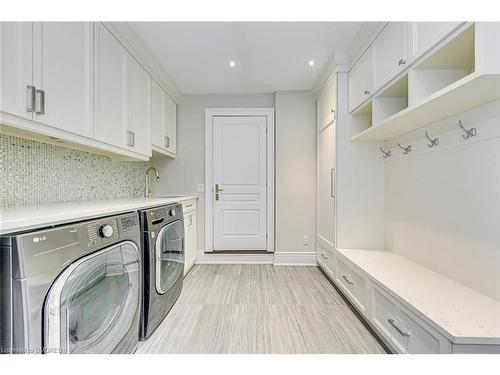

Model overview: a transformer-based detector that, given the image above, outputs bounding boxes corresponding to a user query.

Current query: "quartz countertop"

[337,248,500,344]
[0,196,198,235]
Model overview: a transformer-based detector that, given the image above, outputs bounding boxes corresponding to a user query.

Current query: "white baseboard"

[196,251,274,264]
[273,251,318,266]
[195,251,318,266]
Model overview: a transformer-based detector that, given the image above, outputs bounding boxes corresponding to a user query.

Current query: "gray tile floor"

[136,264,385,354]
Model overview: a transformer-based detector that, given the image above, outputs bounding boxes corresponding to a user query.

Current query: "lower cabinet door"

[183,211,197,274]
[371,284,451,353]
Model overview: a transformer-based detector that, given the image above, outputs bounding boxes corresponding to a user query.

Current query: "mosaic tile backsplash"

[0,134,151,207]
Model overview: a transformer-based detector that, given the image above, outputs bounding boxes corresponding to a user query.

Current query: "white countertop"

[337,248,500,344]
[0,196,198,235]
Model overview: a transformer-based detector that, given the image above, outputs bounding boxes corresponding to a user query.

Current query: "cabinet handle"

[364,90,370,96]
[330,168,335,198]
[35,89,45,115]
[164,136,170,148]
[320,252,328,260]
[398,58,406,66]
[127,131,135,147]
[26,85,36,113]
[388,318,410,337]
[342,275,354,285]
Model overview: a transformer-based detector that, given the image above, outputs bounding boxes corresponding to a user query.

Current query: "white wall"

[384,103,500,301]
[275,91,317,253]
[151,94,275,249]
[152,92,317,256]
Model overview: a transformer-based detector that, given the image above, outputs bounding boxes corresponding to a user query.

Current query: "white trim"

[196,251,274,265]
[204,108,275,254]
[273,252,318,266]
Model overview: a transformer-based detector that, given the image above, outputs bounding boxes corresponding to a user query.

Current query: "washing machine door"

[44,241,140,354]
[155,220,184,294]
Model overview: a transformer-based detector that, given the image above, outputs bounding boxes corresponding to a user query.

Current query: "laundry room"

[0,1,499,374]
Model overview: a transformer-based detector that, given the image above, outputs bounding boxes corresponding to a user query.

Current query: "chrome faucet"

[144,166,160,198]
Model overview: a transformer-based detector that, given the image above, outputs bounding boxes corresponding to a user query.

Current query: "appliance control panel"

[87,219,118,248]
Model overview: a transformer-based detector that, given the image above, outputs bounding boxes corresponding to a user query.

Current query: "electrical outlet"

[303,235,309,245]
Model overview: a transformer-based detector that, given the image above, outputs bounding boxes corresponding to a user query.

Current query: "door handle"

[26,85,36,113]
[127,131,135,147]
[35,89,45,115]
[330,168,335,198]
[215,184,224,201]
[164,136,170,148]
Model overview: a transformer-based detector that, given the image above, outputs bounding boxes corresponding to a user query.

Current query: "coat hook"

[380,146,391,159]
[458,120,476,139]
[425,131,439,148]
[397,142,412,155]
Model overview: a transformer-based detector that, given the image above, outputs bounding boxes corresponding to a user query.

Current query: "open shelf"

[350,100,373,138]
[409,24,475,107]
[351,73,500,141]
[351,24,500,142]
[372,74,408,125]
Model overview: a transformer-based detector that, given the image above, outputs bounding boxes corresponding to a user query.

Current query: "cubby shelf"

[351,73,500,141]
[350,23,500,142]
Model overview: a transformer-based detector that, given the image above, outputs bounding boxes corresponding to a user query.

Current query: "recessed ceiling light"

[308,59,315,67]
[229,60,236,68]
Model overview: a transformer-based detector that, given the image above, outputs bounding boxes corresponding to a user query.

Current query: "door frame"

[204,108,275,253]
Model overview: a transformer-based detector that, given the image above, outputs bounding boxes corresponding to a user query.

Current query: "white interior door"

[213,116,267,251]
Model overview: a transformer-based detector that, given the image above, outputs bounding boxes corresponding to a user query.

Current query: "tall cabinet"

[317,76,337,276]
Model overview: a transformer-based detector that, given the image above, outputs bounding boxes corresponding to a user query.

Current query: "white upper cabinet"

[32,22,94,138]
[126,55,151,157]
[348,46,373,112]
[410,22,461,61]
[317,78,336,130]
[0,22,33,120]
[164,93,177,155]
[151,79,176,157]
[372,22,409,89]
[94,23,127,150]
[95,23,151,158]
[151,80,164,148]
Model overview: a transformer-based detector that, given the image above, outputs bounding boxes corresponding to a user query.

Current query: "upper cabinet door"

[32,22,94,138]
[127,55,151,157]
[373,22,408,88]
[94,23,127,149]
[317,78,336,130]
[348,46,373,112]
[151,79,165,149]
[164,93,176,155]
[0,22,33,120]
[410,22,462,60]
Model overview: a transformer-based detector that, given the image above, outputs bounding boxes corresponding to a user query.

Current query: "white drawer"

[371,284,451,353]
[335,257,368,316]
[181,199,197,214]
[317,241,335,278]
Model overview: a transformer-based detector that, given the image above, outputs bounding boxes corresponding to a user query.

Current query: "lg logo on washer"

[32,235,47,243]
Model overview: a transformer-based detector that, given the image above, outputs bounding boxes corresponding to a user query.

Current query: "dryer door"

[155,220,185,294]
[44,241,140,354]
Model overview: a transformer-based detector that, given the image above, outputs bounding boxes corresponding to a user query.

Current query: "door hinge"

[266,233,268,239]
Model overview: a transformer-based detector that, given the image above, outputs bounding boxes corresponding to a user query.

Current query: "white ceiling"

[128,22,365,94]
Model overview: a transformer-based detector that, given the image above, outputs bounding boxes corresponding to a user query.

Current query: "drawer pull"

[342,275,354,285]
[388,318,410,337]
